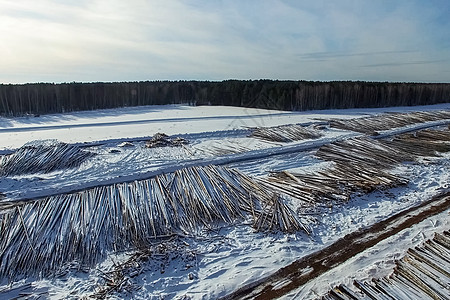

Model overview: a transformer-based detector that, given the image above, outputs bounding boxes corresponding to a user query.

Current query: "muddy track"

[221,191,450,300]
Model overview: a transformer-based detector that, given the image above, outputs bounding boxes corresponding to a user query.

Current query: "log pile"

[329,110,450,134]
[0,140,95,176]
[249,124,323,143]
[264,128,450,208]
[315,137,413,168]
[385,129,450,156]
[0,165,304,280]
[323,231,450,299]
[265,168,405,208]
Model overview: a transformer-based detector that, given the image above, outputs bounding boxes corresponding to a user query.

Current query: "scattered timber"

[0,165,304,280]
[329,110,450,134]
[323,231,450,300]
[0,140,95,176]
[248,124,323,143]
[385,129,450,156]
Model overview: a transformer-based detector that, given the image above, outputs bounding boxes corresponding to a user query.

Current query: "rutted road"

[221,191,450,300]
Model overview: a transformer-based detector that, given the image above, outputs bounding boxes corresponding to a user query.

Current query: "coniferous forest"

[0,80,449,116]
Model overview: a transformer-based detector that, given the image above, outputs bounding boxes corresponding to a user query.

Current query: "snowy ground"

[0,103,449,299]
[1,103,449,150]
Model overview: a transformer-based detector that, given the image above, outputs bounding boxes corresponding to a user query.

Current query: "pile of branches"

[323,231,450,299]
[145,133,188,148]
[0,165,304,280]
[329,110,450,134]
[249,124,323,143]
[0,140,95,176]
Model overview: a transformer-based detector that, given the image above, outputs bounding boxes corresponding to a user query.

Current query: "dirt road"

[222,191,450,300]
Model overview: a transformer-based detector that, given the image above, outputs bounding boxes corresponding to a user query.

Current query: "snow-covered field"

[0,103,449,299]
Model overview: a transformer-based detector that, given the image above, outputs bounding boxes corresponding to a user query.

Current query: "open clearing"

[0,103,449,299]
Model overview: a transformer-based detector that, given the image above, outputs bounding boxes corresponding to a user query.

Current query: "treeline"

[0,80,449,116]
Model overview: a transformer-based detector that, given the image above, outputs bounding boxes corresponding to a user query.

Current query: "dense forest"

[0,80,449,116]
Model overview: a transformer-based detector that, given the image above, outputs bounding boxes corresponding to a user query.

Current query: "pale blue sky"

[1,0,449,83]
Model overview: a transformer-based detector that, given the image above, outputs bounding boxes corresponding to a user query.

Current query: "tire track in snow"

[0,112,295,133]
[1,119,448,203]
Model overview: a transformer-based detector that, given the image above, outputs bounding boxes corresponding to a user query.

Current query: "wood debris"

[90,237,196,299]
[201,142,252,156]
[384,129,450,156]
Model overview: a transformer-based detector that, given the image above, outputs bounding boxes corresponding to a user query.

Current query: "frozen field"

[0,103,449,299]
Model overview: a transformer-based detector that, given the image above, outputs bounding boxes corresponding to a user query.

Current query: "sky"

[0,0,449,83]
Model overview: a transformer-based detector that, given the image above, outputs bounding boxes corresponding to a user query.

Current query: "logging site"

[2,0,450,297]
[0,102,449,299]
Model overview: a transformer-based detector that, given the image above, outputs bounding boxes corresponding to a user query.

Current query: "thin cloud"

[361,60,447,68]
[0,0,449,83]
[298,50,416,60]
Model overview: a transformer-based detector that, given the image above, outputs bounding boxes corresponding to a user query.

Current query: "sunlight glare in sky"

[0,0,449,83]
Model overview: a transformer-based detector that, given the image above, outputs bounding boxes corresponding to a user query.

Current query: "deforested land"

[0,81,449,299]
